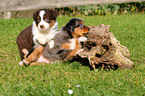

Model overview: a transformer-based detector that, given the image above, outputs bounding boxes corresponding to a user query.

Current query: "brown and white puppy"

[32,9,58,47]
[19,18,90,66]
[16,9,58,64]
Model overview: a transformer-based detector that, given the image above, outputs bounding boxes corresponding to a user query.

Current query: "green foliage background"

[56,2,145,16]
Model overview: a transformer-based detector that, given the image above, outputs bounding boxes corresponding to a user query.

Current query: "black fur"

[63,18,83,38]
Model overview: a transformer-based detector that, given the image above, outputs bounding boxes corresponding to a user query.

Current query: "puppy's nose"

[40,25,45,28]
[83,32,89,36]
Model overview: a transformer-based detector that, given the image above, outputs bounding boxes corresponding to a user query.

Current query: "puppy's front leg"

[76,36,88,54]
[61,38,77,50]
[36,38,47,46]
[63,39,81,61]
[33,34,47,46]
[19,45,44,66]
[64,37,88,61]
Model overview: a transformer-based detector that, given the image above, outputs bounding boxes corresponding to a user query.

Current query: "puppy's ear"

[65,24,74,32]
[64,18,77,32]
[33,9,40,21]
[46,9,58,20]
[63,20,76,38]
[51,9,57,20]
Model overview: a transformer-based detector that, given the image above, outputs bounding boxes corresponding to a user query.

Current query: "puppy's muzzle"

[40,25,45,29]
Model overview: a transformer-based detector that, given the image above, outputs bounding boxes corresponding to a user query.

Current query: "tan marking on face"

[49,20,56,27]
[44,15,46,19]
[80,21,84,25]
[37,16,40,20]
[72,26,89,38]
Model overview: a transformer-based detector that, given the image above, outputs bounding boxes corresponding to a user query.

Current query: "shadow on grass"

[70,55,119,71]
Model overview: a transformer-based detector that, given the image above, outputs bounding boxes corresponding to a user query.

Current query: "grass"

[0,13,145,96]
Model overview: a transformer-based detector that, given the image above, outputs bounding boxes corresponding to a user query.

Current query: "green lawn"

[0,13,145,96]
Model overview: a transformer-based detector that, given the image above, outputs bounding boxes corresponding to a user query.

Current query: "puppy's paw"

[19,60,30,66]
[22,49,28,58]
[78,36,87,43]
[22,60,30,65]
[48,40,54,49]
[76,49,84,54]
[37,38,46,45]
[18,61,24,66]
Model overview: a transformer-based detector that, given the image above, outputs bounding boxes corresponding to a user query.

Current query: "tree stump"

[77,24,134,70]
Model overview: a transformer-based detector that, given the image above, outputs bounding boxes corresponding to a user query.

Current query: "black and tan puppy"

[16,9,58,63]
[20,18,90,66]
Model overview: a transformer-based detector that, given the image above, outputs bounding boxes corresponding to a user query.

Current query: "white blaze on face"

[38,10,50,31]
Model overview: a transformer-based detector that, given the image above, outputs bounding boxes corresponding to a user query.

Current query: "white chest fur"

[32,21,58,48]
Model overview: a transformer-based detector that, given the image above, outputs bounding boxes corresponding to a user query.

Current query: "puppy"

[16,9,58,63]
[19,18,90,66]
[60,18,90,61]
[32,9,58,47]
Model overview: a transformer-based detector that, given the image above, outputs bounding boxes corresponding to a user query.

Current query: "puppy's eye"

[45,19,51,23]
[37,19,41,22]
[45,18,48,21]
[37,17,41,22]
[80,24,83,27]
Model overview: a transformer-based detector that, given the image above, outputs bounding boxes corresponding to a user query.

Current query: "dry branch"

[77,24,134,69]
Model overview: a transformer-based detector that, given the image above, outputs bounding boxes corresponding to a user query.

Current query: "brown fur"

[16,25,34,60]
[49,20,56,27]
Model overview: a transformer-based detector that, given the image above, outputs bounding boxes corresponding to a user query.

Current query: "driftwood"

[77,24,134,70]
